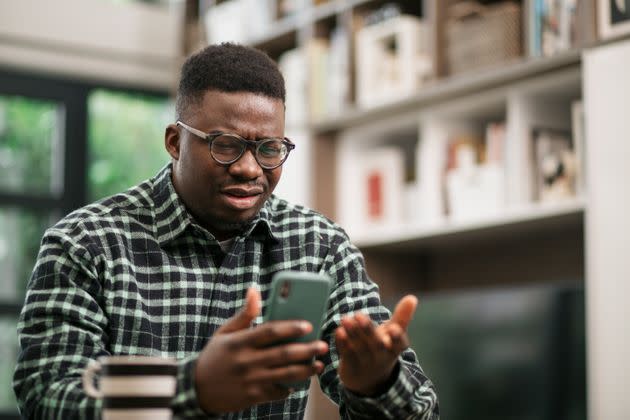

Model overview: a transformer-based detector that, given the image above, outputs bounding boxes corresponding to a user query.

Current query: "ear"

[165,123,181,160]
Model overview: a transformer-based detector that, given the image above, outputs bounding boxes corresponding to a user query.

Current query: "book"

[278,47,308,128]
[306,38,330,121]
[529,0,595,57]
[326,26,351,117]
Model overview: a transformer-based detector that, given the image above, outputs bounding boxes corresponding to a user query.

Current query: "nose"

[228,148,263,180]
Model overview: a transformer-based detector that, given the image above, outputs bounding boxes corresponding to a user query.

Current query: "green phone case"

[264,270,332,343]
[264,271,332,389]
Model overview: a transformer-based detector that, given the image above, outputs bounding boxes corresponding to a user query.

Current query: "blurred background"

[1,0,630,419]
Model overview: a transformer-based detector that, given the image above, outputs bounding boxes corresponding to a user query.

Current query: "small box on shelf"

[444,123,507,222]
[204,0,276,45]
[531,127,578,203]
[355,14,434,108]
[445,1,522,76]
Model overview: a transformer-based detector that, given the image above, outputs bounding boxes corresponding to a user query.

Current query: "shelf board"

[352,198,585,251]
[311,0,346,21]
[311,50,582,132]
[249,0,376,51]
[248,15,299,50]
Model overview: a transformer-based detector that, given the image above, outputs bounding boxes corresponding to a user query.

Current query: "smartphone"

[264,270,332,343]
[264,270,332,388]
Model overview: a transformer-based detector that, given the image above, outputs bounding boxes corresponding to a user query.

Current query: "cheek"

[267,167,282,191]
[177,146,214,191]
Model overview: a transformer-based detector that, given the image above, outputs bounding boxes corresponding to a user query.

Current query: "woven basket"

[445,1,522,75]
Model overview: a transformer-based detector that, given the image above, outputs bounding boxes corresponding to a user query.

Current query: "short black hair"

[175,43,286,120]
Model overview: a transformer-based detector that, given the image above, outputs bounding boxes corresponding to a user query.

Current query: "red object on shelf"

[367,171,383,219]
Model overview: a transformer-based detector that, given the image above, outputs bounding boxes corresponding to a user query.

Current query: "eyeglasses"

[176,121,295,170]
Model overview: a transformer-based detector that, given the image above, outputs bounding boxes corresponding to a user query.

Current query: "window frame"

[0,67,170,315]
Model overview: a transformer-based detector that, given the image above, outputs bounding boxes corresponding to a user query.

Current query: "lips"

[222,186,264,197]
[221,186,264,210]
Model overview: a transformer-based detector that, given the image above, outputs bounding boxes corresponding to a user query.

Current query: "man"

[14,43,439,419]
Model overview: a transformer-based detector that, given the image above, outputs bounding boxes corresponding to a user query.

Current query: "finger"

[217,287,262,334]
[386,323,410,355]
[340,317,362,353]
[249,360,323,385]
[235,320,312,348]
[353,313,388,353]
[335,326,351,356]
[375,324,393,349]
[248,383,291,404]
[391,295,418,330]
[252,340,328,368]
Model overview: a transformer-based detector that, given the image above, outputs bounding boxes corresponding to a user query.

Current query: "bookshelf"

[202,0,589,285]
[199,1,630,419]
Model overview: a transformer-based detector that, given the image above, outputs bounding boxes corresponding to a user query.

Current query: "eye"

[211,135,243,161]
[258,140,284,157]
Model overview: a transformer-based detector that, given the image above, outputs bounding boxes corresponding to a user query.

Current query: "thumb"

[390,295,418,330]
[217,287,261,334]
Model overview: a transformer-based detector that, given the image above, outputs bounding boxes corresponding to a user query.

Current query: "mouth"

[221,186,264,210]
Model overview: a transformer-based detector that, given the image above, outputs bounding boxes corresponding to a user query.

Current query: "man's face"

[165,90,285,240]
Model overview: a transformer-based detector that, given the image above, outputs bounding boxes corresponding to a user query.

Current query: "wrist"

[348,361,400,397]
[194,352,214,414]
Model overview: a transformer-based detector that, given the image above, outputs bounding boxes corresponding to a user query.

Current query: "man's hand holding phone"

[194,287,328,415]
[335,295,419,397]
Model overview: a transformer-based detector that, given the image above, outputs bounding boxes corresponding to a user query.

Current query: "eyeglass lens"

[211,135,288,168]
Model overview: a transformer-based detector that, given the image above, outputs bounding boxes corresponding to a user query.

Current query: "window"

[0,208,56,303]
[0,95,64,195]
[0,70,170,418]
[0,315,18,412]
[88,89,173,201]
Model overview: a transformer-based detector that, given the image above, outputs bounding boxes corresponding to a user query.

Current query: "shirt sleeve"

[317,232,439,420]
[12,227,212,419]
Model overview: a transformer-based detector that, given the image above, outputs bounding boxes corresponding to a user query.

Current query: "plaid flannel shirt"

[14,164,439,419]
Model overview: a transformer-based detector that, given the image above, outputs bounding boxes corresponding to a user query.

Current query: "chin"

[210,214,257,234]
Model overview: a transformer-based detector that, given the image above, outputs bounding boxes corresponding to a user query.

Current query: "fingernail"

[299,321,311,332]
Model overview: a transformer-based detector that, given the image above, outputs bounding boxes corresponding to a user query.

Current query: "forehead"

[193,90,285,137]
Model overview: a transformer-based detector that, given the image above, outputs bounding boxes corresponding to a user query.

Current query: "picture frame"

[598,0,630,40]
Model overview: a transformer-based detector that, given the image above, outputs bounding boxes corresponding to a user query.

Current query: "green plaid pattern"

[14,164,438,419]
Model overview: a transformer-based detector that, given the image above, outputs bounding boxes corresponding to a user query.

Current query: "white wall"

[584,39,630,420]
[0,0,184,89]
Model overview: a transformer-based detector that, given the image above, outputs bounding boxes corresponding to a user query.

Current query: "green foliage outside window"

[0,316,18,411]
[0,95,60,194]
[88,89,173,201]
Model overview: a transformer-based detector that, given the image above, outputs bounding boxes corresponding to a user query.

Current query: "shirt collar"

[151,164,194,246]
[151,164,280,246]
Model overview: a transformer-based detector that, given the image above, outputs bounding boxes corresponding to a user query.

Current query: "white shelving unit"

[220,2,630,419]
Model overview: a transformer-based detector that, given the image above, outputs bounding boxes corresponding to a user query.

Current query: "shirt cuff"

[341,360,419,419]
[172,354,220,420]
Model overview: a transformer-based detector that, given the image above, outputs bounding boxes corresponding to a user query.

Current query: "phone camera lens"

[280,280,291,299]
